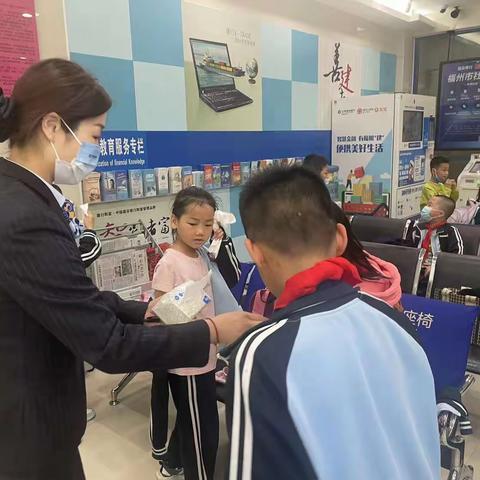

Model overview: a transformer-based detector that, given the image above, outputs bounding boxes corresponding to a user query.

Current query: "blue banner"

[97,131,148,171]
[96,130,331,172]
[402,294,478,394]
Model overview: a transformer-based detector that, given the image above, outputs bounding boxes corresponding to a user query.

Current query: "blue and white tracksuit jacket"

[226,280,440,480]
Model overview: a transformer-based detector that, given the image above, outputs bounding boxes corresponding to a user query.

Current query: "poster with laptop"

[183,3,261,131]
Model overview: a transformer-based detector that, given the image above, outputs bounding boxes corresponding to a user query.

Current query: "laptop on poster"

[190,38,253,112]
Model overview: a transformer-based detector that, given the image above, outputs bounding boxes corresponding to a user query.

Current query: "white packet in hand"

[79,203,89,217]
[153,271,212,324]
[208,210,236,259]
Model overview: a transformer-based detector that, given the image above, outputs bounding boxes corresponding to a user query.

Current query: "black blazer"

[0,158,210,476]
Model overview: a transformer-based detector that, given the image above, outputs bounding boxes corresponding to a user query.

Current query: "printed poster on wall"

[331,94,395,207]
[0,0,39,96]
[397,149,426,188]
[182,2,261,131]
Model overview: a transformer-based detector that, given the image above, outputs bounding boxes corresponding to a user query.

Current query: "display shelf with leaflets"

[87,220,163,301]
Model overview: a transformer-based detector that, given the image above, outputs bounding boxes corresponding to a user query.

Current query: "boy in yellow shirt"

[420,156,459,208]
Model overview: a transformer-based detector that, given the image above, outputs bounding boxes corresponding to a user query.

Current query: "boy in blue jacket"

[225,166,440,480]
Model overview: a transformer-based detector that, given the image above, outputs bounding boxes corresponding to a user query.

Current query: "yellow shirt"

[420,180,459,209]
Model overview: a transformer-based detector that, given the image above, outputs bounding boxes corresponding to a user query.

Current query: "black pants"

[151,370,219,480]
[0,448,85,480]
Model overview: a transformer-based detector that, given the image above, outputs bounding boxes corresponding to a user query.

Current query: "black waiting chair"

[351,215,409,244]
[453,224,480,256]
[362,242,424,294]
[427,252,480,298]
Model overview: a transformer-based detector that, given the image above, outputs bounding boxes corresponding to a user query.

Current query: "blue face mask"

[420,206,433,222]
[432,168,447,184]
[420,206,443,224]
[52,119,101,185]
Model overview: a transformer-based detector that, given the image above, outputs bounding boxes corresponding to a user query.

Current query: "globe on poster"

[246,58,258,84]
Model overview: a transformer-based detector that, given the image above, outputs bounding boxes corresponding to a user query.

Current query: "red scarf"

[421,221,446,261]
[275,257,362,310]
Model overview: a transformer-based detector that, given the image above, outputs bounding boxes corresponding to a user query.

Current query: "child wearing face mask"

[405,195,464,295]
[420,156,459,209]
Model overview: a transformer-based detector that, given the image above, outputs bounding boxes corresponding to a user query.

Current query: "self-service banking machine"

[457,153,480,205]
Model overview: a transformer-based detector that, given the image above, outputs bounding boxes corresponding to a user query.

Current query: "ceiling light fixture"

[375,0,413,14]
[22,12,33,18]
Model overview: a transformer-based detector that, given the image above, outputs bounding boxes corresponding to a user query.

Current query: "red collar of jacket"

[275,257,361,310]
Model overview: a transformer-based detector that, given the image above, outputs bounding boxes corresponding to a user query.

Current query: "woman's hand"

[208,311,265,345]
[145,297,161,319]
[83,213,95,230]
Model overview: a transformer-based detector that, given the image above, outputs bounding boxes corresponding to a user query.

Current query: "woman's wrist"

[205,317,219,345]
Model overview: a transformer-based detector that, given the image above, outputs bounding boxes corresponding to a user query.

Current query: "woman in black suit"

[0,59,260,480]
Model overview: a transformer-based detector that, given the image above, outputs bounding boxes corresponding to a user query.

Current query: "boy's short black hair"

[240,166,336,254]
[434,195,456,219]
[430,156,449,171]
[303,154,329,173]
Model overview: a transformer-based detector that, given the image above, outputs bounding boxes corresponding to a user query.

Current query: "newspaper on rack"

[101,234,146,254]
[92,248,149,292]
[116,286,143,301]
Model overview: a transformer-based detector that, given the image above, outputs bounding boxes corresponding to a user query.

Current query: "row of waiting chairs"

[351,215,480,256]
[364,241,480,299]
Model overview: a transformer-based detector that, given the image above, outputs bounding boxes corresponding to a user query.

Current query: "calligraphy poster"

[0,0,39,96]
[319,40,361,129]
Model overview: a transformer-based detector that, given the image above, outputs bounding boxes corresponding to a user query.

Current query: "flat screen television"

[436,58,480,150]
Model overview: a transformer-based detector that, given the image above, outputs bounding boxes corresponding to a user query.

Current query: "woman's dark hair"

[331,203,382,280]
[303,154,329,174]
[0,59,112,146]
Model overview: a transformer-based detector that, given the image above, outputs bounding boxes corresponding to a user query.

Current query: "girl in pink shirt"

[151,187,240,480]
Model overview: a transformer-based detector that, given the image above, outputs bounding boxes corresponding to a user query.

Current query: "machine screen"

[469,161,480,174]
[402,110,424,143]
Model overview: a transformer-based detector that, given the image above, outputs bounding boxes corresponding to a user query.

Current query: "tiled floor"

[82,370,480,479]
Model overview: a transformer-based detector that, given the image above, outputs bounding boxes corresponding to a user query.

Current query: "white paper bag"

[153,271,212,324]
